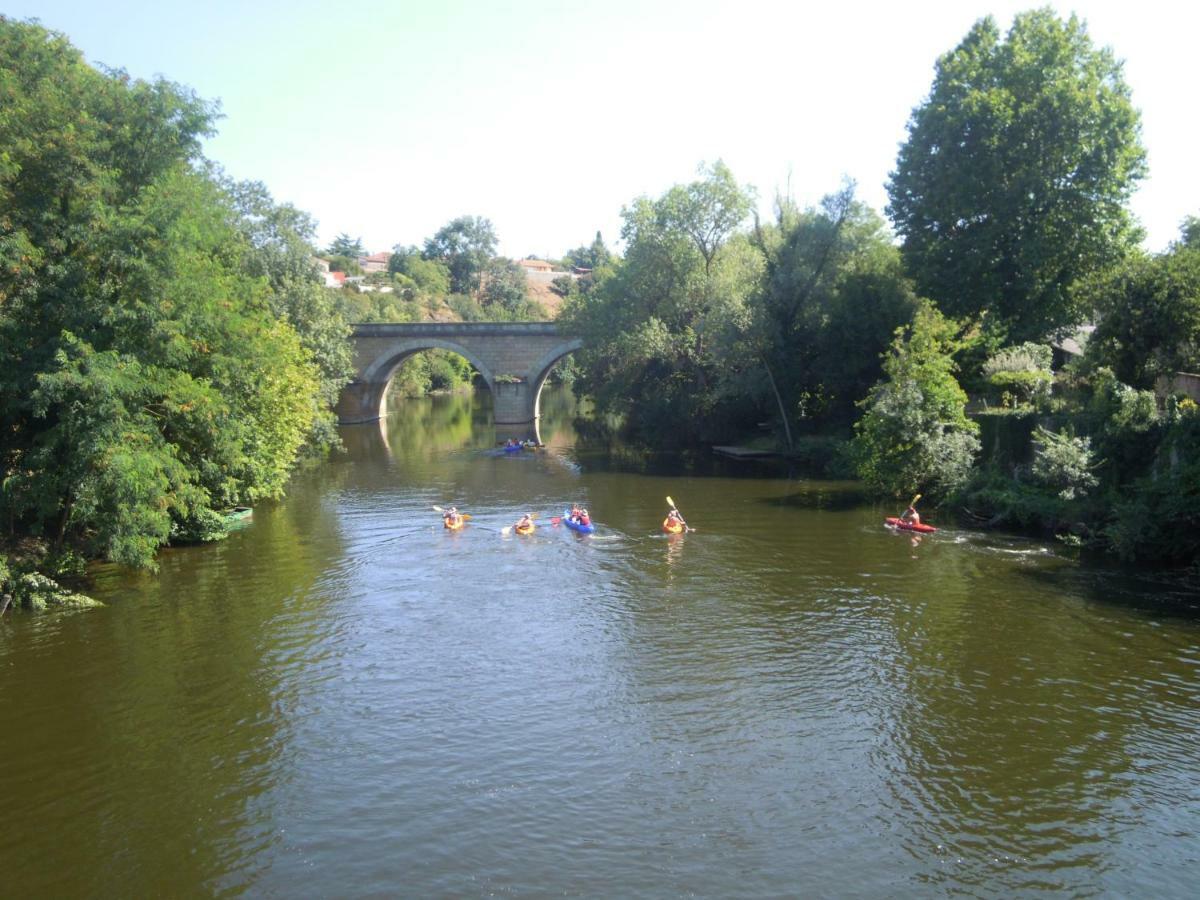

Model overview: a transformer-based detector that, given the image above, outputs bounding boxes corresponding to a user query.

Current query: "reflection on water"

[2,386,1198,897]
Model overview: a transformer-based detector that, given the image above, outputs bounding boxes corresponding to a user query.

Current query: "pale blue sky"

[8,0,1196,257]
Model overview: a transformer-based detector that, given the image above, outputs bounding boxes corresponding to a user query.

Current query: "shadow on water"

[1012,560,1200,620]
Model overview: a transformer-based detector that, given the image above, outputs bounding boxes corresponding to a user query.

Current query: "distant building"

[358,252,391,273]
[329,270,347,287]
[517,258,555,273]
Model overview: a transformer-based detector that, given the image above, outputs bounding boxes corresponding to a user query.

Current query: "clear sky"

[7,0,1197,257]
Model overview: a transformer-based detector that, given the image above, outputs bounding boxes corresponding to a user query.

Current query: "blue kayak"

[562,510,595,534]
[503,444,523,453]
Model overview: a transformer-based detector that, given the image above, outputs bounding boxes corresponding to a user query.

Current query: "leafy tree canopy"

[1084,224,1200,388]
[747,182,920,438]
[0,18,328,567]
[887,8,1146,342]
[561,161,758,444]
[422,215,498,295]
[852,302,980,498]
[327,233,364,257]
[562,231,614,271]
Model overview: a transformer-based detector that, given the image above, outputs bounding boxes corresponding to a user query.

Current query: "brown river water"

[2,386,1198,897]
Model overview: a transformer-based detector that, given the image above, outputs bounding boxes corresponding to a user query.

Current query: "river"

[2,386,1198,897]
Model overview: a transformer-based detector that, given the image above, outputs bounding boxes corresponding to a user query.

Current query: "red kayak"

[885,517,937,533]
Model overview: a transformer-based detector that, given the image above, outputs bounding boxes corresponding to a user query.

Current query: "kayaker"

[515,513,534,532]
[900,505,921,527]
[666,509,686,531]
[444,506,463,528]
[577,508,591,527]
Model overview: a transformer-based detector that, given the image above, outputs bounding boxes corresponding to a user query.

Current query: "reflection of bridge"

[337,322,582,441]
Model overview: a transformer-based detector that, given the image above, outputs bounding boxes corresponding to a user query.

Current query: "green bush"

[1031,427,1099,499]
[853,303,980,498]
[982,342,1054,375]
[985,369,1053,407]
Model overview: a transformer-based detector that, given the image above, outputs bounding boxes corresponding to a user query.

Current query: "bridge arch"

[337,322,582,442]
[528,338,584,423]
[356,338,498,425]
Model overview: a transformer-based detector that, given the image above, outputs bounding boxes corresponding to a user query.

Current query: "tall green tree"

[0,18,324,567]
[562,162,758,444]
[422,215,498,295]
[230,181,355,449]
[747,183,919,446]
[887,8,1146,342]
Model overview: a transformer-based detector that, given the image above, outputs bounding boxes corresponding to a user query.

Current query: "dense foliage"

[561,162,760,445]
[887,8,1146,342]
[422,215,498,295]
[748,184,920,442]
[851,304,980,497]
[0,19,342,570]
[1083,232,1200,388]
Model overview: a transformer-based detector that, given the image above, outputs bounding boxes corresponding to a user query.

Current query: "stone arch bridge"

[337,322,582,442]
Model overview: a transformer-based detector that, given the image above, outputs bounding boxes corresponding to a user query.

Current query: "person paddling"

[514,513,534,534]
[444,506,464,529]
[664,508,686,533]
[577,508,591,527]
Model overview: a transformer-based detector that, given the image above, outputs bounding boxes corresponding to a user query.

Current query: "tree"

[389,245,451,299]
[0,19,325,568]
[563,231,614,270]
[422,216,498,295]
[1084,225,1200,388]
[887,9,1146,342]
[747,182,919,446]
[327,233,364,257]
[852,303,980,498]
[561,162,758,444]
[229,180,355,450]
[480,258,530,312]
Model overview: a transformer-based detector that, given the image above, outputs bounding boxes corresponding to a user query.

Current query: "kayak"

[503,444,522,453]
[662,518,685,534]
[514,523,535,536]
[562,510,596,534]
[885,517,937,533]
[444,517,466,531]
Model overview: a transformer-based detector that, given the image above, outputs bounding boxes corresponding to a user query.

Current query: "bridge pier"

[335,381,388,426]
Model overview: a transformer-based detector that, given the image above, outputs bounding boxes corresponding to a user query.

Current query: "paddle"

[432,505,470,521]
[665,495,693,532]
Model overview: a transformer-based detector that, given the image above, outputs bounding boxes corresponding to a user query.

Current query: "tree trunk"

[762,355,794,453]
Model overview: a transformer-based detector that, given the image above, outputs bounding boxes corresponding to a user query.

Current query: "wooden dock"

[712,445,779,460]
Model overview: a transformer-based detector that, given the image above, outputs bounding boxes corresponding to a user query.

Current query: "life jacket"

[444,515,463,531]
[515,522,534,535]
[662,517,684,534]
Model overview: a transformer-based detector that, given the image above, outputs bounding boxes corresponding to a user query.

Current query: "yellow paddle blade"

[666,495,676,509]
